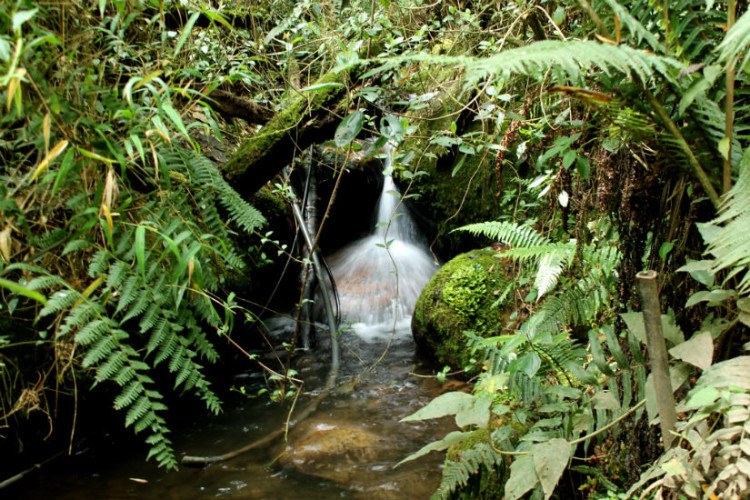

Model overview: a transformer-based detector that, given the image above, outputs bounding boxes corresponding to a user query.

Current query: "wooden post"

[636,270,677,449]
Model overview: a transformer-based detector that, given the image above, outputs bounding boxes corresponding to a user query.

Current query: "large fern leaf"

[718,9,750,71]
[704,151,750,292]
[385,40,682,85]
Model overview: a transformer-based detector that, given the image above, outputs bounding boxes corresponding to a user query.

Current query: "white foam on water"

[328,152,437,336]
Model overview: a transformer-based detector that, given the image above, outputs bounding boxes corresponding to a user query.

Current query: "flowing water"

[12,168,447,499]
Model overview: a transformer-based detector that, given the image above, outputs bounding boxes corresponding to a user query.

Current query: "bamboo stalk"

[724,0,737,194]
[636,270,677,449]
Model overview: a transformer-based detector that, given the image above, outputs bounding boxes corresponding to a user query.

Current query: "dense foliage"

[2,0,750,497]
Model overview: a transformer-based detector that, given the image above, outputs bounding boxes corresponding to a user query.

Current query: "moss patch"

[412,248,512,369]
[223,70,347,179]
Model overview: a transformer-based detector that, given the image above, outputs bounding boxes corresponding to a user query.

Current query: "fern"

[456,221,549,247]
[384,40,683,86]
[432,443,504,500]
[701,150,750,292]
[718,8,750,70]
[601,0,663,52]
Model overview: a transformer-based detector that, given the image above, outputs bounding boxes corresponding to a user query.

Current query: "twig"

[0,450,65,490]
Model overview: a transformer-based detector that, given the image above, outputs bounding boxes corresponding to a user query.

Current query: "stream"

[12,168,449,499]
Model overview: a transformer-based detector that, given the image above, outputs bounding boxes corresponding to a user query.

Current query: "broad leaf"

[400,391,475,422]
[694,356,750,391]
[668,331,713,371]
[334,111,365,147]
[592,390,621,410]
[455,393,492,428]
[505,454,538,500]
[645,363,690,423]
[396,430,471,466]
[533,438,571,499]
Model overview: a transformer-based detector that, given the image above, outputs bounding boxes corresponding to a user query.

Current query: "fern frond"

[62,239,92,256]
[184,150,266,234]
[83,336,117,367]
[114,380,142,410]
[75,318,113,346]
[106,260,130,290]
[25,275,69,291]
[58,301,103,338]
[601,0,662,52]
[432,443,503,499]
[115,275,142,314]
[120,292,151,323]
[29,228,67,250]
[38,289,82,318]
[88,249,111,278]
[154,331,179,365]
[704,151,750,292]
[456,221,549,247]
[718,9,750,71]
[95,350,128,383]
[394,40,682,86]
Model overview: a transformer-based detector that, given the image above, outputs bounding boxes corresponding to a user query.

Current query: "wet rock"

[280,419,385,484]
[412,248,514,369]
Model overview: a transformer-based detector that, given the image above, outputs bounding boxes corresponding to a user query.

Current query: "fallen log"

[223,70,349,196]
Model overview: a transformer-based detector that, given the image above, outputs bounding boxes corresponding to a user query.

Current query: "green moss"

[223,70,346,179]
[412,248,512,369]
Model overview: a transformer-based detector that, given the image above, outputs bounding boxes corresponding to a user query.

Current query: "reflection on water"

[14,322,453,499]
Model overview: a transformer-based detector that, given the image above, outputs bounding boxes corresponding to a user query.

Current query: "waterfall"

[327,158,437,341]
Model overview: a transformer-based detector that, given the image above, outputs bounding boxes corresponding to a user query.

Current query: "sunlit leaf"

[32,140,69,181]
[668,332,713,370]
[0,277,47,305]
[174,12,200,57]
[12,9,38,32]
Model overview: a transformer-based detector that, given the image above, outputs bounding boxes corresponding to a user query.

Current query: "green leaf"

[0,277,47,305]
[161,102,189,139]
[718,137,731,160]
[668,331,713,371]
[576,157,590,179]
[658,242,674,261]
[174,11,200,57]
[694,356,750,391]
[620,311,646,343]
[685,386,719,409]
[12,9,38,32]
[396,430,471,466]
[533,438,571,499]
[505,454,538,500]
[677,259,715,287]
[685,289,736,307]
[645,364,690,422]
[455,393,492,428]
[334,111,365,147]
[661,314,685,346]
[401,391,477,424]
[135,225,146,279]
[0,39,10,62]
[592,390,621,410]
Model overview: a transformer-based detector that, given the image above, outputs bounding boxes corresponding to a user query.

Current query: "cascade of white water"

[327,156,437,340]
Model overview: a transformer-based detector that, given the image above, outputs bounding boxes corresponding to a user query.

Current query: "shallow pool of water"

[12,320,454,499]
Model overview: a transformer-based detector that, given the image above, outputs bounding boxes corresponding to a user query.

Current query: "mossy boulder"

[412,248,512,369]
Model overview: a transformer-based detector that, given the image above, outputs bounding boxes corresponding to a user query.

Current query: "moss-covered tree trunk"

[223,70,349,196]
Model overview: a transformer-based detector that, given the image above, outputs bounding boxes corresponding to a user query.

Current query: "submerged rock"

[280,419,385,484]
[412,248,513,369]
